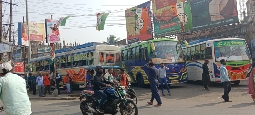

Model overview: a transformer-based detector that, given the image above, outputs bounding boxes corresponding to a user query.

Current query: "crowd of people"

[144,59,255,107]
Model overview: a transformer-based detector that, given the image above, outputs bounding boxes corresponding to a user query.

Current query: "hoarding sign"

[190,0,239,30]
[125,1,153,43]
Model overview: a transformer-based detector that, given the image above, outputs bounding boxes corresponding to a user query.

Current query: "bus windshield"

[153,41,179,62]
[214,40,249,61]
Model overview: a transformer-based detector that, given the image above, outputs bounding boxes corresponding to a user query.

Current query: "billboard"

[0,43,11,53]
[125,1,152,43]
[29,22,45,41]
[190,0,238,30]
[152,0,192,37]
[45,19,60,43]
[13,62,24,74]
[18,22,29,46]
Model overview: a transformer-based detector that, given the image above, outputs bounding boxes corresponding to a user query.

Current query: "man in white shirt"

[0,61,32,115]
[104,68,115,82]
[158,63,171,96]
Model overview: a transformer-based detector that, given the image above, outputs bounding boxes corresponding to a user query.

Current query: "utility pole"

[0,0,3,61]
[23,16,26,75]
[9,0,12,61]
[25,0,31,63]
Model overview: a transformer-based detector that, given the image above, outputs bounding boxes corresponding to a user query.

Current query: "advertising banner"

[152,0,192,37]
[29,22,45,41]
[14,62,24,73]
[0,43,11,53]
[45,19,60,43]
[190,0,239,30]
[37,46,51,53]
[18,22,29,46]
[125,1,152,43]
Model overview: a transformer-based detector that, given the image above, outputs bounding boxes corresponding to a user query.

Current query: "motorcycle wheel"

[80,100,97,115]
[120,99,138,115]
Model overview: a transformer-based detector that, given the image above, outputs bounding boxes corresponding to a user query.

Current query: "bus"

[182,38,250,85]
[29,42,121,89]
[121,38,187,87]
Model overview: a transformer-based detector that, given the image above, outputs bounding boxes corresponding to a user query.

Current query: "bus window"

[106,53,114,63]
[135,46,139,59]
[127,49,131,60]
[73,53,80,67]
[139,46,142,59]
[200,44,206,60]
[87,52,94,65]
[116,53,120,62]
[56,57,60,69]
[45,60,49,70]
[40,60,44,71]
[187,47,191,61]
[66,55,72,68]
[36,61,40,71]
[123,50,127,61]
[99,52,104,62]
[195,45,200,60]
[144,47,148,61]
[129,48,133,60]
[132,47,136,59]
[80,53,87,66]
[33,62,36,72]
[182,48,187,60]
[61,56,66,68]
[205,47,212,59]
[191,46,195,60]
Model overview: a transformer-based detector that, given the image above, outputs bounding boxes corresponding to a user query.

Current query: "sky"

[2,0,247,45]
[2,0,150,45]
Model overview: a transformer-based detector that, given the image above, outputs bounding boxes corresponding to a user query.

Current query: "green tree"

[107,35,120,45]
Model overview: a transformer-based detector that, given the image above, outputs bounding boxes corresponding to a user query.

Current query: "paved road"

[1,81,255,115]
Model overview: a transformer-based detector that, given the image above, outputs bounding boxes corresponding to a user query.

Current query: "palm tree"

[107,35,120,45]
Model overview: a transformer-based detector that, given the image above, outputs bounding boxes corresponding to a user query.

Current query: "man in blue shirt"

[220,59,232,102]
[145,61,162,106]
[36,73,45,97]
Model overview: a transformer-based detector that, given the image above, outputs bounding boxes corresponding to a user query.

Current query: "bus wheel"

[233,80,240,86]
[136,75,144,87]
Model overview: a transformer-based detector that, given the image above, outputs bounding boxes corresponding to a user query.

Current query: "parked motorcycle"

[79,84,138,115]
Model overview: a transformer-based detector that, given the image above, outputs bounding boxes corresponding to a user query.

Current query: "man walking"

[145,61,162,106]
[43,73,51,95]
[202,60,211,91]
[56,72,62,96]
[158,63,171,96]
[220,59,232,102]
[29,73,37,95]
[36,73,45,97]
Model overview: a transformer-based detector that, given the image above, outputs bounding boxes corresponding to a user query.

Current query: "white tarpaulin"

[0,43,12,53]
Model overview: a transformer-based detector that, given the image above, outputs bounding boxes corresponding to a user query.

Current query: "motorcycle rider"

[93,66,112,113]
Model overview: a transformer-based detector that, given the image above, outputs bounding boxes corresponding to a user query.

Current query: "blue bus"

[121,38,187,87]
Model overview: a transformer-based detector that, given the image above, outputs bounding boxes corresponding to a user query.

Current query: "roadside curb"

[29,97,77,100]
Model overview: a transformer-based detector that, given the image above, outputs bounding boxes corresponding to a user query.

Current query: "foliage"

[107,35,120,45]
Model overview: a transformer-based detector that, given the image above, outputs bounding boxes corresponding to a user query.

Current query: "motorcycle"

[79,84,138,115]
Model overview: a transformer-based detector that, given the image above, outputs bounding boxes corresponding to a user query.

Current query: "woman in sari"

[248,62,255,102]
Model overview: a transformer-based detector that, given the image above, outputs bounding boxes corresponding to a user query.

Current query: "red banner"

[14,62,24,73]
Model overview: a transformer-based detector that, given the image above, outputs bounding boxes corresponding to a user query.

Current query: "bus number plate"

[171,80,178,84]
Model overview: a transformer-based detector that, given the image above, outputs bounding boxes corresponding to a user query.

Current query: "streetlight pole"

[25,0,31,63]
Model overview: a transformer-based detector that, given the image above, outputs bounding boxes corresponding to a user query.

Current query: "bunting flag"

[96,13,109,31]
[132,8,148,34]
[58,16,71,26]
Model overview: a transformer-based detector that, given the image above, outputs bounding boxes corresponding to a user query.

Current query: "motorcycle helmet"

[95,66,103,73]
